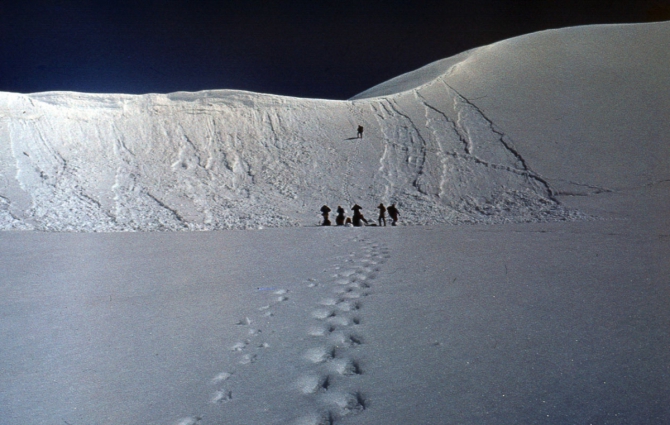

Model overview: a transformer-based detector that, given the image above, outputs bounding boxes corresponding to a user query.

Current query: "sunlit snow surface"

[1,22,670,425]
[3,24,668,231]
[1,83,577,231]
[4,38,641,231]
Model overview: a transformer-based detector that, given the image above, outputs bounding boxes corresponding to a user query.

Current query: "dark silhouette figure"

[377,203,387,226]
[351,204,368,227]
[357,125,364,138]
[320,205,332,226]
[335,206,346,226]
[387,203,399,226]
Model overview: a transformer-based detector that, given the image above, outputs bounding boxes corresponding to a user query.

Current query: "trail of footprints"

[298,236,391,425]
[175,236,391,425]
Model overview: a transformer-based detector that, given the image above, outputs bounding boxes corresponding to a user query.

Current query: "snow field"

[198,234,385,425]
[2,196,669,425]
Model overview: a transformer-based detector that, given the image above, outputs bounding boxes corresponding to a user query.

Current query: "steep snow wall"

[3,22,667,232]
[0,87,568,231]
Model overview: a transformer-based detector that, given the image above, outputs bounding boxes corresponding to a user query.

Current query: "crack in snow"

[442,81,559,203]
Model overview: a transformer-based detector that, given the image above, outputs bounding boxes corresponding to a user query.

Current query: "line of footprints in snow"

[175,236,391,425]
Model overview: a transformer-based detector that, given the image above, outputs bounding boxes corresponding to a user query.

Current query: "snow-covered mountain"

[4,22,666,232]
[2,22,670,425]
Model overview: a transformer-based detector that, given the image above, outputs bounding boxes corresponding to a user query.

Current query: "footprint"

[236,317,252,326]
[319,298,339,306]
[298,374,330,394]
[230,341,249,351]
[231,341,249,351]
[240,354,257,365]
[211,372,232,384]
[330,358,363,376]
[329,332,363,348]
[322,391,366,416]
[275,289,289,295]
[311,309,335,320]
[335,300,360,312]
[308,325,335,337]
[304,346,335,364]
[341,291,361,299]
[294,411,333,425]
[328,332,348,346]
[349,281,370,289]
[326,316,351,327]
[211,389,233,404]
[277,296,289,302]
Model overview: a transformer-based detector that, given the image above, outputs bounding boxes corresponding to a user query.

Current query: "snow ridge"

[0,74,580,232]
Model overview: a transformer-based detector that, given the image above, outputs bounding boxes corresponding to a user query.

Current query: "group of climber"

[316,125,401,227]
[320,203,399,227]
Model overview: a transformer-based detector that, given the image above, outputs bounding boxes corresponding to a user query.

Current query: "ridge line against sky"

[2,0,669,99]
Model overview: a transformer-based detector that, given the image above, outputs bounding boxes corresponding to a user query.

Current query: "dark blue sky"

[1,0,668,99]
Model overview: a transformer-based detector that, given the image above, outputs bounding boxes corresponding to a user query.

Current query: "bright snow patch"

[13,23,666,230]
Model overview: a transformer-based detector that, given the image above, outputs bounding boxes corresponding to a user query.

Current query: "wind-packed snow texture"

[0,87,572,231]
[12,26,666,231]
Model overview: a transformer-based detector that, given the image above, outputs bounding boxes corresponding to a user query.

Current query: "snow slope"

[1,22,670,425]
[0,86,570,231]
[11,24,670,230]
